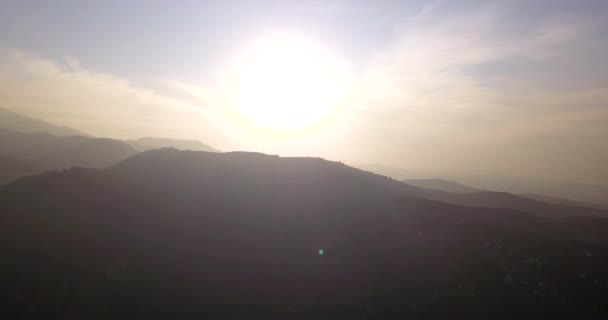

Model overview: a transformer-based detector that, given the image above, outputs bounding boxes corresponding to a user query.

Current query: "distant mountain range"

[0,108,88,136]
[0,128,137,184]
[400,178,607,214]
[0,109,218,184]
[403,178,607,210]
[522,193,608,211]
[458,175,608,207]
[128,137,218,152]
[360,164,608,206]
[1,149,608,318]
[356,164,419,180]
[402,178,479,193]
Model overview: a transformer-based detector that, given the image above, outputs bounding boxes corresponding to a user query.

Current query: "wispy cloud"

[0,50,213,140]
[0,1,606,183]
[343,2,608,182]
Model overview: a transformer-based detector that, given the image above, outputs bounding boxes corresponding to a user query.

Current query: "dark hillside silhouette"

[1,149,608,319]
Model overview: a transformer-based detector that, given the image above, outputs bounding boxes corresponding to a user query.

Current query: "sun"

[222,32,351,133]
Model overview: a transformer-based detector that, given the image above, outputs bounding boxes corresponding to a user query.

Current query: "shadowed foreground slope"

[1,149,608,319]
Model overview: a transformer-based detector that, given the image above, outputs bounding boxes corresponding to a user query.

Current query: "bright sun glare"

[224,32,351,132]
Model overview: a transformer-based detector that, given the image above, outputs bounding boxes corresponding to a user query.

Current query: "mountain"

[355,164,420,180]
[402,178,605,211]
[0,154,41,185]
[399,185,608,218]
[455,175,608,206]
[522,193,608,211]
[128,137,218,152]
[394,175,605,214]
[402,178,479,193]
[1,149,608,319]
[0,108,87,136]
[357,163,608,206]
[0,129,137,184]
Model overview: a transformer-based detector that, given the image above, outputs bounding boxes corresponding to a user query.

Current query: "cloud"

[343,2,608,183]
[0,49,353,154]
[0,50,214,141]
[0,1,606,184]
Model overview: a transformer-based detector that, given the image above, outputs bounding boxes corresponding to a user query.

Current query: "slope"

[402,178,479,193]
[0,129,137,184]
[128,137,218,152]
[401,186,608,218]
[0,107,87,136]
[1,149,608,319]
[522,193,608,211]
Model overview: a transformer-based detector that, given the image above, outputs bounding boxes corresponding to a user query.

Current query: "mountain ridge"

[2,149,608,318]
[0,107,88,136]
[402,178,479,193]
[0,129,137,184]
[128,137,218,152]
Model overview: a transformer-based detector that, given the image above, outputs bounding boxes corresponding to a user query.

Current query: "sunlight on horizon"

[220,32,352,134]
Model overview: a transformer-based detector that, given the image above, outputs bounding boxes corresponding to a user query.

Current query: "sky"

[1,0,607,184]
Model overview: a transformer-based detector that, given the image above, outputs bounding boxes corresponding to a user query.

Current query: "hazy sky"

[1,0,607,184]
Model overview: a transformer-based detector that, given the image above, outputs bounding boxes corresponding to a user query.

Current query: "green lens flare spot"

[318,249,324,255]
